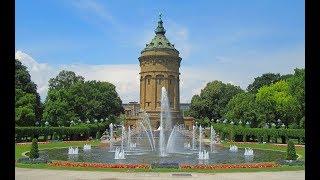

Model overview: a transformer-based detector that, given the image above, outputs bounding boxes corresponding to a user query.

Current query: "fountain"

[68,147,79,155]
[229,145,238,152]
[198,150,209,160]
[114,125,126,159]
[121,125,125,152]
[199,125,203,152]
[114,147,125,159]
[109,123,113,150]
[210,126,216,152]
[140,112,156,150]
[192,125,196,150]
[159,87,172,157]
[198,125,209,159]
[83,144,91,150]
[184,142,191,149]
[244,148,254,156]
[139,121,154,151]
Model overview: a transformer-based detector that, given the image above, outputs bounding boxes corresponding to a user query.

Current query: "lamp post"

[45,121,49,127]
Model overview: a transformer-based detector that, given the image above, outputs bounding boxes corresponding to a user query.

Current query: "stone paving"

[15,168,305,180]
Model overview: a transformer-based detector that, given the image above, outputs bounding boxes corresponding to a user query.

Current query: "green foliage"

[256,80,299,127]
[225,92,259,127]
[43,71,123,126]
[52,132,57,140]
[96,131,101,139]
[15,59,42,126]
[287,140,298,160]
[247,73,281,93]
[189,80,243,120]
[29,138,39,159]
[48,70,84,90]
[15,123,108,141]
[212,123,304,144]
[286,68,305,127]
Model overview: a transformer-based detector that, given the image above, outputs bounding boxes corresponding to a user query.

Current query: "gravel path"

[15,168,305,180]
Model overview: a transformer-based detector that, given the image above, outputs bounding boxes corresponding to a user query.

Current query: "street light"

[45,121,49,126]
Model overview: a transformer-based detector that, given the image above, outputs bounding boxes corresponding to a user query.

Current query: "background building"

[125,15,194,129]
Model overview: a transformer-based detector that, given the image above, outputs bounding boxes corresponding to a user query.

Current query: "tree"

[189,80,243,120]
[225,92,260,127]
[247,73,281,93]
[48,70,84,90]
[29,138,39,159]
[15,89,37,126]
[43,71,123,126]
[256,80,299,127]
[287,68,305,128]
[287,140,298,160]
[15,59,42,125]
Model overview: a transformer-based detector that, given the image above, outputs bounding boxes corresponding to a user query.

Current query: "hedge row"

[212,123,305,144]
[15,123,108,142]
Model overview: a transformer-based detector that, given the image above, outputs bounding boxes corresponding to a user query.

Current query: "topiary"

[29,138,39,159]
[96,131,101,139]
[52,132,57,140]
[287,140,298,160]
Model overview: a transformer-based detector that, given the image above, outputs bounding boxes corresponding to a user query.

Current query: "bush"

[52,132,57,140]
[212,123,304,144]
[287,140,298,160]
[15,123,108,142]
[29,138,39,159]
[96,131,101,139]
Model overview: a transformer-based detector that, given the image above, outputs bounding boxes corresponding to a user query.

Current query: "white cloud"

[16,44,304,104]
[15,51,58,100]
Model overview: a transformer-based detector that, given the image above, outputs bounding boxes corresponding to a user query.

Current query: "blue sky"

[15,0,305,103]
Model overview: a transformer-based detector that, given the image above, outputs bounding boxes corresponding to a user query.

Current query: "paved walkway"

[15,168,305,180]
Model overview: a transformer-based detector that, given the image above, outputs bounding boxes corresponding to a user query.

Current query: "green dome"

[141,14,178,53]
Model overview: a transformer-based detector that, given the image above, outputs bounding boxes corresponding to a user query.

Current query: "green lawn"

[15,140,101,160]
[221,142,305,160]
[15,141,305,173]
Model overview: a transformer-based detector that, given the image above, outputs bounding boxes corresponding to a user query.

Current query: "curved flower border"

[180,162,279,170]
[48,161,151,169]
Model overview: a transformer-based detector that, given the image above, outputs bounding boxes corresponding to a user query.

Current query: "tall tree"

[15,59,42,125]
[225,92,259,127]
[287,68,305,127]
[256,80,300,127]
[48,70,84,90]
[247,73,281,93]
[43,71,123,126]
[189,80,243,120]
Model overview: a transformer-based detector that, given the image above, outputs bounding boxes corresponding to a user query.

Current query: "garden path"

[15,168,304,180]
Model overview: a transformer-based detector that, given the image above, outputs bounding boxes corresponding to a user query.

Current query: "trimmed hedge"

[212,123,304,144]
[15,123,108,142]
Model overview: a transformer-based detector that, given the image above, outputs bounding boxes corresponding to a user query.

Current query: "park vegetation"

[187,68,305,129]
[15,59,304,143]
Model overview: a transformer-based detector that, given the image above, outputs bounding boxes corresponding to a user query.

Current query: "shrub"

[29,138,39,159]
[211,123,304,144]
[52,132,57,140]
[287,140,298,160]
[15,123,108,142]
[96,131,101,139]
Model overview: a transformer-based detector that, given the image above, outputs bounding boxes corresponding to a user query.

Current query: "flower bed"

[180,162,279,170]
[48,161,151,169]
